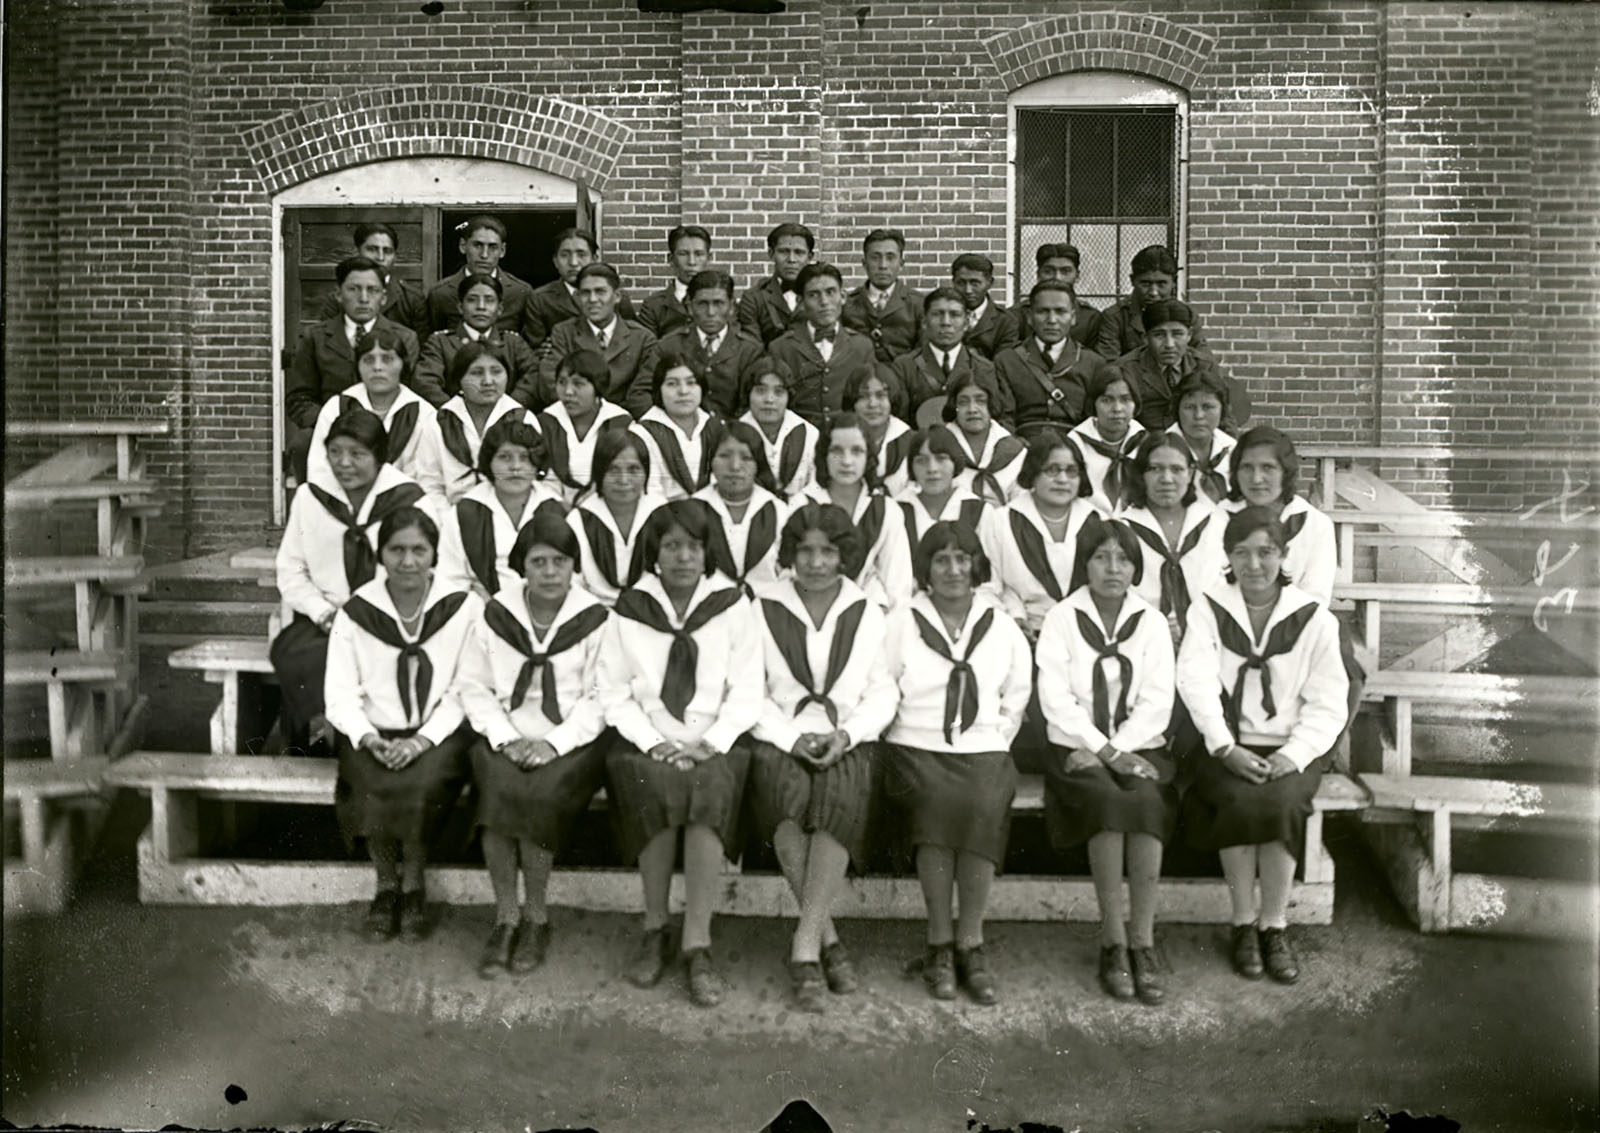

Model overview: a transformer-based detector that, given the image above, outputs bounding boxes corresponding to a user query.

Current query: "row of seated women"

[273,365,1355,1011]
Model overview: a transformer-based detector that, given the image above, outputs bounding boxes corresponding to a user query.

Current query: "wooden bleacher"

[3,759,110,915]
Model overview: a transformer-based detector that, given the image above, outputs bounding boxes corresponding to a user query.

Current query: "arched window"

[1007,73,1188,307]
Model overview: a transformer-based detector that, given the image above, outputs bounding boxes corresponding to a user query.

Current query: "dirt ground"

[3,812,1597,1133]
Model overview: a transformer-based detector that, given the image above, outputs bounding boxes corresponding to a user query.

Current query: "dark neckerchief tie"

[1076,430,1140,510]
[456,497,503,595]
[704,497,779,596]
[1009,508,1066,602]
[307,480,425,592]
[910,606,996,743]
[613,584,744,721]
[878,432,914,483]
[776,425,808,492]
[482,598,609,723]
[965,434,1027,507]
[1075,607,1145,736]
[840,493,887,582]
[339,394,419,462]
[759,596,868,727]
[1196,442,1230,503]
[339,589,469,726]
[577,507,648,593]
[640,417,715,497]
[1206,596,1320,734]
[1281,506,1309,544]
[1125,514,1210,618]
[436,410,484,493]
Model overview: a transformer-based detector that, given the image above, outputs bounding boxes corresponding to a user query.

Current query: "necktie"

[1206,597,1320,733]
[964,309,978,333]
[482,599,610,724]
[594,324,609,349]
[870,291,887,313]
[940,351,953,379]
[1198,446,1229,503]
[910,607,996,744]
[1164,365,1182,391]
[1075,608,1144,736]
[338,590,470,726]
[613,586,745,720]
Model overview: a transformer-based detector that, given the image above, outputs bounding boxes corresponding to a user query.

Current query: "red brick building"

[5,0,1596,558]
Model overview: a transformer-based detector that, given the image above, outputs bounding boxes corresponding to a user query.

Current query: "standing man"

[318,222,430,341]
[995,243,1101,356]
[521,226,638,355]
[766,263,876,427]
[950,253,1008,360]
[638,224,712,339]
[738,221,815,346]
[425,214,535,340]
[1093,244,1209,361]
[841,228,922,366]
[890,286,997,424]
[993,279,1107,438]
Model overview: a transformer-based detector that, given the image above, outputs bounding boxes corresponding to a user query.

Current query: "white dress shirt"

[798,482,914,609]
[306,382,433,491]
[739,410,819,498]
[978,492,1104,636]
[634,407,714,502]
[436,478,561,598]
[414,395,534,507]
[1035,587,1175,754]
[567,492,670,605]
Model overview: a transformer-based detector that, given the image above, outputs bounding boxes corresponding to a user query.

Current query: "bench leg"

[74,581,96,653]
[19,796,47,873]
[96,498,116,558]
[1384,697,1413,776]
[1302,810,1334,884]
[150,786,200,864]
[46,680,70,760]
[1421,809,1452,933]
[203,671,242,756]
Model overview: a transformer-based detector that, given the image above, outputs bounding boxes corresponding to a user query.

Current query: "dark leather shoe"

[819,940,858,994]
[365,890,400,940]
[625,926,673,989]
[788,959,826,1014]
[1129,945,1166,1004]
[683,947,725,1007]
[1231,923,1265,980]
[1260,927,1299,984]
[397,889,431,940]
[1098,944,1136,999]
[477,922,517,979]
[956,945,998,1005]
[510,920,552,973]
[920,943,957,1001]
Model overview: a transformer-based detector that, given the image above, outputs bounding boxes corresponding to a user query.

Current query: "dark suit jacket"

[285,315,420,429]
[425,268,536,340]
[651,326,765,419]
[962,300,1009,361]
[888,344,997,421]
[765,325,877,428]
[1107,346,1250,434]
[538,317,657,418]
[319,278,430,342]
[841,282,923,365]
[995,298,1102,357]
[1094,296,1208,361]
[522,279,639,354]
[736,275,806,346]
[993,339,1108,437]
[638,285,692,339]
[412,325,543,410]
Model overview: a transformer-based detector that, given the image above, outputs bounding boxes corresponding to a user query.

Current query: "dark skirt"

[268,613,329,750]
[746,739,878,864]
[334,724,473,848]
[1010,689,1052,774]
[470,734,610,852]
[1182,743,1328,861]
[879,743,1017,866]
[1042,743,1179,849]
[605,739,752,865]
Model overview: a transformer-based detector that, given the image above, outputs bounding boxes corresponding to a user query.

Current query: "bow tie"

[813,326,837,343]
[780,278,799,295]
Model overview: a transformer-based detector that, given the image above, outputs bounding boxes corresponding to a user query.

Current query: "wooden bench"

[3,757,110,915]
[4,651,135,758]
[167,638,277,755]
[1300,444,1599,514]
[6,418,170,483]
[105,752,1369,923]
[1334,582,1600,662]
[1359,773,1598,938]
[1361,671,1598,775]
[6,556,148,656]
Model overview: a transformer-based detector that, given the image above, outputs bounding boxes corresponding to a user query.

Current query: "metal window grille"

[1015,107,1178,308]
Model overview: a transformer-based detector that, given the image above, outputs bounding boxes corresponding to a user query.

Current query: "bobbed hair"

[708,419,780,496]
[1016,428,1090,495]
[1128,430,1198,509]
[376,505,439,556]
[1066,514,1144,593]
[1083,366,1138,410]
[325,407,388,465]
[446,339,510,397]
[651,353,705,407]
[813,411,880,490]
[590,426,652,492]
[555,348,609,391]
[637,498,718,577]
[1227,426,1300,506]
[1220,504,1294,587]
[353,325,416,385]
[509,499,582,576]
[476,416,547,482]
[940,370,1001,425]
[776,501,860,572]
[740,355,795,404]
[905,427,967,480]
[913,520,991,590]
[1172,372,1231,417]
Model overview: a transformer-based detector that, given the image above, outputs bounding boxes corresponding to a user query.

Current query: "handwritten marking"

[1518,470,1595,523]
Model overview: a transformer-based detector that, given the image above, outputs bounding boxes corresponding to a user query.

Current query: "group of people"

[271,214,1358,1013]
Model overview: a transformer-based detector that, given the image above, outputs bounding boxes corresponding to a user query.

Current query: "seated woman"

[1177,506,1349,984]
[273,408,426,754]
[882,522,1032,1004]
[738,356,819,499]
[597,500,763,1008]
[1070,369,1147,515]
[306,326,432,488]
[1166,373,1237,505]
[635,357,718,502]
[323,505,479,940]
[797,413,914,610]
[436,417,561,600]
[415,341,536,507]
[1119,432,1225,646]
[978,429,1102,641]
[748,503,897,1013]
[941,371,1026,506]
[1035,516,1177,1004]
[568,429,669,606]
[534,349,635,505]
[895,428,987,549]
[456,502,613,978]
[844,369,913,498]
[693,421,789,596]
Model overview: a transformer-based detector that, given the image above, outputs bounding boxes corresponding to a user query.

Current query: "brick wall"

[3,0,1594,556]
